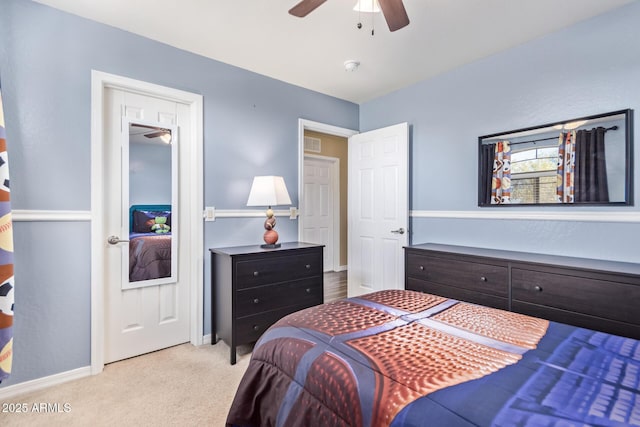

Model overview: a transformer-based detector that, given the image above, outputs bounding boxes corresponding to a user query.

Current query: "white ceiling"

[33,0,634,104]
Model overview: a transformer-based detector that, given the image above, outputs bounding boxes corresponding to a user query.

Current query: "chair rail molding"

[12,209,92,221]
[203,207,298,222]
[410,210,640,223]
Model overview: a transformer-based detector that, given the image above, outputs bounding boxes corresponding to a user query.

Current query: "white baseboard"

[0,366,92,399]
[201,334,213,345]
[334,265,348,272]
[0,342,213,399]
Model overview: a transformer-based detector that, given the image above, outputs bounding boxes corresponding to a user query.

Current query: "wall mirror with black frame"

[478,109,633,206]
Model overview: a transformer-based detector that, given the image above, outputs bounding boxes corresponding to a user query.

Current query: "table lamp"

[246,176,292,248]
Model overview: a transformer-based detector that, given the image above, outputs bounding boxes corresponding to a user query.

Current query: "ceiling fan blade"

[144,130,169,139]
[131,123,157,130]
[378,0,410,32]
[288,0,327,17]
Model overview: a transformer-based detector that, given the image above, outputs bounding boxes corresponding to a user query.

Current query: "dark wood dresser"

[405,243,640,339]
[210,242,324,364]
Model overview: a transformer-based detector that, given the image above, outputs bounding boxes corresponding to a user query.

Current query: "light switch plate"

[204,207,215,221]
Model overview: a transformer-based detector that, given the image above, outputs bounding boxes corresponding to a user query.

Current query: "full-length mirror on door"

[122,120,178,289]
[478,109,633,206]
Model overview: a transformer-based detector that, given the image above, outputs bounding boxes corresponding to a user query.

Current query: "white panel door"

[103,88,190,363]
[302,156,335,271]
[348,123,409,297]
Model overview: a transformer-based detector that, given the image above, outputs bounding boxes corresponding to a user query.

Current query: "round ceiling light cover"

[344,60,360,71]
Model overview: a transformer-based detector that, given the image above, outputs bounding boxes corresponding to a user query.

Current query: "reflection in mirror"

[478,109,633,206]
[126,122,177,287]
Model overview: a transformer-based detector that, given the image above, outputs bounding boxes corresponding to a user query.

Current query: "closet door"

[103,88,190,363]
[302,156,337,271]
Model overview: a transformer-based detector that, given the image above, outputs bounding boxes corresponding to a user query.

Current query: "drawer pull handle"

[253,271,259,277]
[305,264,311,269]
[534,285,543,292]
[253,325,260,331]
[419,266,425,271]
[305,288,312,293]
[480,276,487,282]
[253,298,260,304]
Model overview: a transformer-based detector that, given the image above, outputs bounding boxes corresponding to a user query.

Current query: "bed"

[226,289,640,427]
[128,205,172,282]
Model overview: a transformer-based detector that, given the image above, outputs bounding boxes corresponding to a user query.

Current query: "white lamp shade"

[246,176,292,207]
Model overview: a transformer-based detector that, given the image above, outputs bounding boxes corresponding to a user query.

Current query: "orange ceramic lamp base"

[260,208,280,248]
[262,229,280,248]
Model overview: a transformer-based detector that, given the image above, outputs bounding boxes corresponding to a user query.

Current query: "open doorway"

[298,120,409,300]
[297,120,357,301]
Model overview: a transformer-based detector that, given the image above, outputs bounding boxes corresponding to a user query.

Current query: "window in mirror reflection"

[478,109,632,206]
[511,145,558,204]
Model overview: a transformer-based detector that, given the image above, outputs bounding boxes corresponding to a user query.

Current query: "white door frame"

[303,154,340,271]
[297,119,357,270]
[90,70,204,374]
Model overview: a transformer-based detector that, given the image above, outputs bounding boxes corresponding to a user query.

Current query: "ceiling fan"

[131,123,171,140]
[143,129,171,139]
[289,0,410,32]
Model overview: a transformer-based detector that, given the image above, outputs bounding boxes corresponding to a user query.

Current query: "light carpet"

[0,342,252,427]
[1,272,348,426]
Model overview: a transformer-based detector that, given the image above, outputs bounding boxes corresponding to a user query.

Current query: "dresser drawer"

[511,268,640,326]
[236,303,315,343]
[236,277,323,318]
[511,301,640,340]
[406,252,508,297]
[407,277,508,310]
[235,251,322,289]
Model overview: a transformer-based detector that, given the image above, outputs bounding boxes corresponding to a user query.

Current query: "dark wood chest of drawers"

[210,242,324,364]
[405,249,509,310]
[405,243,640,339]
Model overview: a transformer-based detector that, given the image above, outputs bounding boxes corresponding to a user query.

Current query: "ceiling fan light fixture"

[563,120,588,130]
[290,0,409,32]
[552,120,588,131]
[344,60,360,72]
[353,0,381,13]
[160,132,172,144]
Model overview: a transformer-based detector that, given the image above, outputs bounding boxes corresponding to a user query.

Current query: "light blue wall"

[0,0,358,386]
[2,0,639,390]
[129,143,172,206]
[360,2,640,263]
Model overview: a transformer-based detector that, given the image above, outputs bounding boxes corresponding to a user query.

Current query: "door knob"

[107,235,130,245]
[390,228,406,235]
